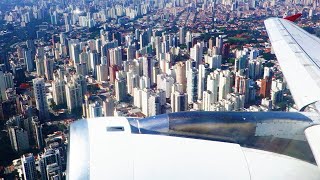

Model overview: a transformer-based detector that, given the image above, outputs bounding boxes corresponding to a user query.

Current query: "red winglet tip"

[284,13,302,22]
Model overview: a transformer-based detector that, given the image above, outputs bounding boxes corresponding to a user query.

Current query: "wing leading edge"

[264,18,320,110]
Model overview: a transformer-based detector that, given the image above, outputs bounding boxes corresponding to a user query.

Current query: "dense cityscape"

[0,0,319,179]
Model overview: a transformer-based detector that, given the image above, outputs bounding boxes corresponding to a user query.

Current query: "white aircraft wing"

[264,18,320,110]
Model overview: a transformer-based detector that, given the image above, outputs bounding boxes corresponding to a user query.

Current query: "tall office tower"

[179,26,186,45]
[36,57,45,77]
[127,45,136,61]
[219,70,232,101]
[21,154,37,180]
[8,126,29,152]
[260,77,272,98]
[175,62,187,92]
[70,43,80,64]
[31,116,43,150]
[44,58,54,80]
[148,93,161,116]
[96,64,109,82]
[66,81,83,113]
[33,78,49,121]
[52,79,66,106]
[171,91,188,112]
[216,35,223,55]
[187,68,198,103]
[39,149,62,180]
[109,47,123,66]
[207,71,219,103]
[140,31,149,49]
[115,78,127,102]
[88,101,103,118]
[72,74,87,96]
[24,49,34,72]
[208,37,214,50]
[102,98,115,116]
[197,64,210,100]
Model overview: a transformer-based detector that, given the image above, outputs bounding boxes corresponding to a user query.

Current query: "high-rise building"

[109,47,122,66]
[148,93,161,116]
[46,163,62,180]
[175,62,187,92]
[140,31,149,49]
[21,153,37,180]
[36,57,45,77]
[260,77,272,98]
[31,116,43,150]
[216,35,223,55]
[197,64,210,100]
[179,27,186,45]
[72,74,87,96]
[24,49,34,72]
[127,45,136,61]
[88,101,103,118]
[190,42,203,65]
[207,72,219,103]
[89,51,100,76]
[96,64,109,82]
[44,58,54,80]
[103,98,115,116]
[187,68,198,103]
[8,126,29,152]
[141,88,151,116]
[33,78,49,121]
[171,91,188,112]
[66,81,83,113]
[39,149,62,180]
[52,79,66,106]
[70,43,80,64]
[219,70,231,101]
[0,71,13,100]
[208,37,214,50]
[115,78,127,102]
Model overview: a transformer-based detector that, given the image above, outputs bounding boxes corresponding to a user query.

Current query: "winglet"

[284,13,302,22]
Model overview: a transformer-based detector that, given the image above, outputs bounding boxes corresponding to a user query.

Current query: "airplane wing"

[264,17,320,110]
[67,112,320,180]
